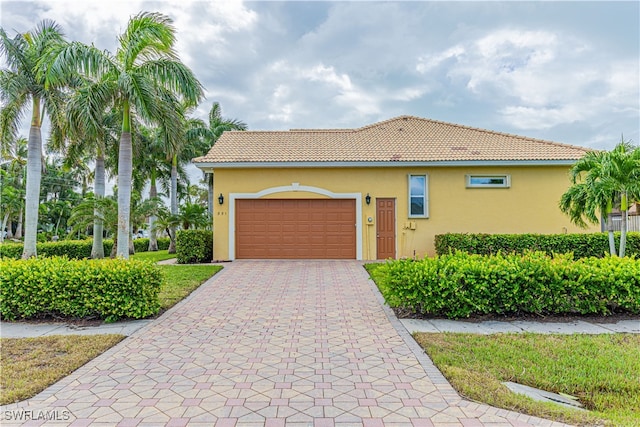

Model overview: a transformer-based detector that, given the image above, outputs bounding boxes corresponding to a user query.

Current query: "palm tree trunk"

[22,102,43,259]
[116,103,133,259]
[148,171,158,251]
[606,212,617,256]
[619,193,628,257]
[15,205,23,238]
[91,152,105,258]
[110,235,118,258]
[0,213,9,243]
[168,154,178,254]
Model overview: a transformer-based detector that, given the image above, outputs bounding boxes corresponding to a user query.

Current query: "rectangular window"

[408,174,429,217]
[466,174,510,188]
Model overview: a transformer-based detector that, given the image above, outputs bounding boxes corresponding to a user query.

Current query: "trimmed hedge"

[434,232,640,258]
[0,257,162,322]
[0,237,170,260]
[133,237,170,253]
[378,251,640,319]
[176,230,212,264]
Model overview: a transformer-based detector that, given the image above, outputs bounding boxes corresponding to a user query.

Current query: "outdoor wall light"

[218,193,224,205]
[365,193,371,205]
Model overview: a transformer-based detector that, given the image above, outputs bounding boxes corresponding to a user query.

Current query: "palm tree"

[560,140,640,256]
[0,136,27,239]
[48,12,203,258]
[156,104,207,253]
[65,81,122,252]
[69,191,161,257]
[132,123,181,251]
[0,20,68,258]
[64,99,120,258]
[0,181,22,242]
[199,102,247,214]
[178,202,210,230]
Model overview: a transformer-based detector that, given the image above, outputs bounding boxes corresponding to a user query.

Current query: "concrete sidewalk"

[401,317,639,335]
[2,315,637,339]
[0,319,152,338]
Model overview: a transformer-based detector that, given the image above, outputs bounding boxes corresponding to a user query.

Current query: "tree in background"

[64,84,121,257]
[198,102,247,215]
[0,20,68,258]
[48,12,203,258]
[132,124,172,252]
[560,140,640,256]
[0,136,27,240]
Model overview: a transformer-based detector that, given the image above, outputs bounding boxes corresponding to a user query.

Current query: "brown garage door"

[236,199,356,259]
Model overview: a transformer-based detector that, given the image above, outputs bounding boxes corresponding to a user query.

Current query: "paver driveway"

[2,260,569,427]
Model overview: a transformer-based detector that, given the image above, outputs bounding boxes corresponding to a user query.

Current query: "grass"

[0,335,125,405]
[414,333,640,426]
[157,264,222,311]
[130,249,175,262]
[365,262,640,426]
[1,262,222,405]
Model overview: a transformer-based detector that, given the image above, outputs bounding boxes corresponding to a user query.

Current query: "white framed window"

[466,174,511,188]
[408,174,429,218]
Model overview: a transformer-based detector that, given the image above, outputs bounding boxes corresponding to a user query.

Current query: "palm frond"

[117,12,177,70]
[0,79,28,147]
[137,58,203,105]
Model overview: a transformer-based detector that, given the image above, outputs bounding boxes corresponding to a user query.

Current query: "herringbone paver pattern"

[1,261,571,426]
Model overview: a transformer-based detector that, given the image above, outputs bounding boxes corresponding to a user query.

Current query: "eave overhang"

[194,159,579,172]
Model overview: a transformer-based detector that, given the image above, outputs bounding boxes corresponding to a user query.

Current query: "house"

[193,115,598,260]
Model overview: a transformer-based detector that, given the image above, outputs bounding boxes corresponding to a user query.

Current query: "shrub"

[133,237,171,253]
[176,230,212,264]
[133,238,150,253]
[0,238,168,260]
[378,251,640,319]
[0,240,94,259]
[434,232,640,258]
[0,243,22,259]
[0,257,162,322]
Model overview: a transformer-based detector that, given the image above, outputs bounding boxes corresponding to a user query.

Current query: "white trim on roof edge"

[229,184,363,260]
[195,159,578,170]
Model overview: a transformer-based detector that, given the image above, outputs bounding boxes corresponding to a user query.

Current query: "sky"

[2,0,639,157]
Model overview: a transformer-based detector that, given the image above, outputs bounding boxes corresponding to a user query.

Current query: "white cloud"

[416,27,638,133]
[499,105,585,130]
[264,61,381,119]
[416,45,465,74]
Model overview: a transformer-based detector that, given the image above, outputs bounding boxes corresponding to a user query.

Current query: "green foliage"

[176,229,212,264]
[0,243,22,259]
[133,237,170,253]
[435,232,640,258]
[375,251,640,319]
[0,238,169,259]
[1,240,94,259]
[0,257,162,322]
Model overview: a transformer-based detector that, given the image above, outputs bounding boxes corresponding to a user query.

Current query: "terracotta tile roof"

[193,115,590,165]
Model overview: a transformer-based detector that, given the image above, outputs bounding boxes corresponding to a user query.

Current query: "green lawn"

[365,262,640,426]
[130,249,176,262]
[415,333,640,427]
[157,264,222,311]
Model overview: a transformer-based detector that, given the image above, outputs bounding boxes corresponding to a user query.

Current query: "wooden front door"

[376,198,396,259]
